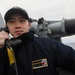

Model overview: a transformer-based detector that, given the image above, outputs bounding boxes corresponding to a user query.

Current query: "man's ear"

[28,22,31,28]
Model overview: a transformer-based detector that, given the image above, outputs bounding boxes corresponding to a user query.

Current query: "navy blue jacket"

[0,31,75,75]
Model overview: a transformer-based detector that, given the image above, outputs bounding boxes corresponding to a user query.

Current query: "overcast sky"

[0,0,75,43]
[0,0,75,20]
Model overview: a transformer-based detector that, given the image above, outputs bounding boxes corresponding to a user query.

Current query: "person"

[0,6,75,75]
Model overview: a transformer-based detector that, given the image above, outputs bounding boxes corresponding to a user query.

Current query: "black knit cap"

[4,6,29,23]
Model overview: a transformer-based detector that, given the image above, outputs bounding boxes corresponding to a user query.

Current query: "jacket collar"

[16,30,34,44]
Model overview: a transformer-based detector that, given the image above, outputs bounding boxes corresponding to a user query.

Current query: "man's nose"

[15,21,21,27]
[15,21,21,28]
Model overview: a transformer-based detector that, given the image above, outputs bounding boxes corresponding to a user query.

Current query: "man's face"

[6,14,31,38]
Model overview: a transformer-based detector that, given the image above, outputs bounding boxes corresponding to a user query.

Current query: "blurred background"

[0,0,75,49]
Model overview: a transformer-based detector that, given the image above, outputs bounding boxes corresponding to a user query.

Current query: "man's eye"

[20,19,26,22]
[8,20,14,23]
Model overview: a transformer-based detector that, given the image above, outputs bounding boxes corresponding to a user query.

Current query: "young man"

[0,6,75,75]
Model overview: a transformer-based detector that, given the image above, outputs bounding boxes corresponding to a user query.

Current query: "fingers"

[0,31,9,48]
[0,31,9,38]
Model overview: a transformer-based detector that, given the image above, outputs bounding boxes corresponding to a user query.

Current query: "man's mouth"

[15,31,23,35]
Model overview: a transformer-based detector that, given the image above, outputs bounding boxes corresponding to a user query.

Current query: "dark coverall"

[0,30,75,75]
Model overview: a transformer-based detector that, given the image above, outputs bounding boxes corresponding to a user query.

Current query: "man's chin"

[14,34,22,38]
[14,31,30,38]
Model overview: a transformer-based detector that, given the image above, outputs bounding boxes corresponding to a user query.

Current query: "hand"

[0,31,9,48]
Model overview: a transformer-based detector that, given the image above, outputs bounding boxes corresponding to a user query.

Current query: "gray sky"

[0,0,75,20]
[0,0,75,43]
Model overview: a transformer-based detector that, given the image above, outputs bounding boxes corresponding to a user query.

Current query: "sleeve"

[0,47,7,75]
[52,39,75,73]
